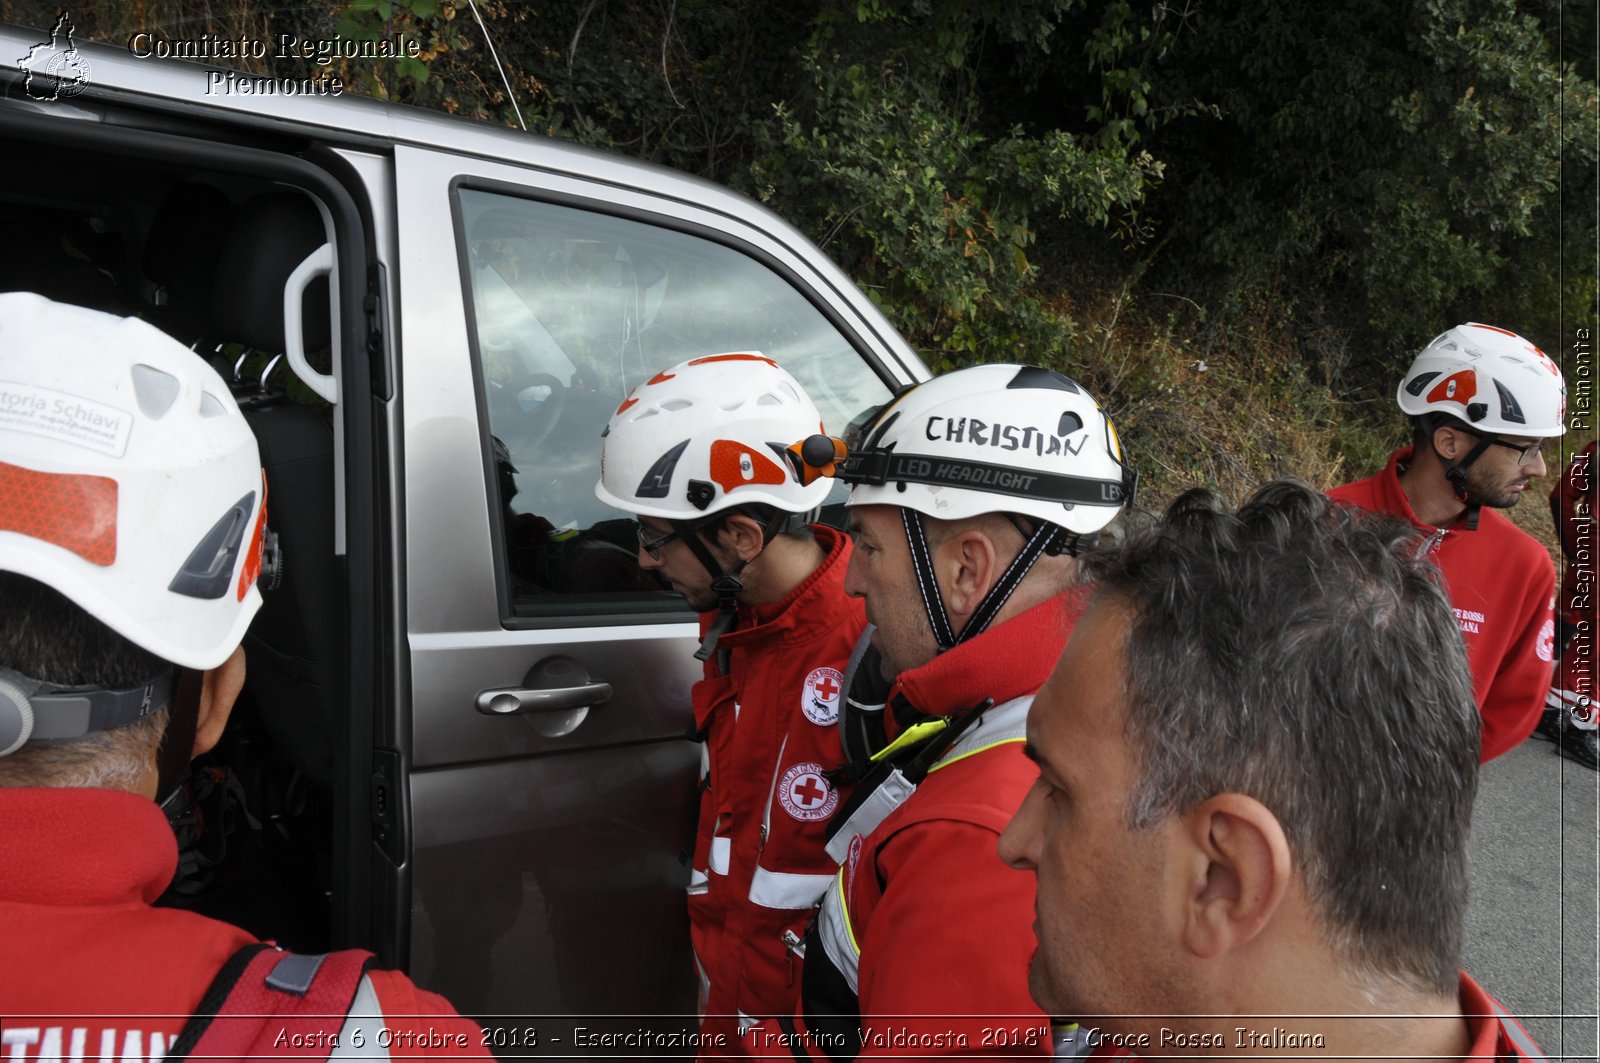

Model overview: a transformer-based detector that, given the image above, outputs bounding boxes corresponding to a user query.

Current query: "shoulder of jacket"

[873,747,1035,839]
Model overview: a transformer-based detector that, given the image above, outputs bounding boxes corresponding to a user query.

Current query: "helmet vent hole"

[756,393,782,407]
[660,399,693,412]
[131,364,180,420]
[199,391,229,418]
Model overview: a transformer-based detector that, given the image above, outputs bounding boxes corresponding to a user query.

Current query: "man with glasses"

[596,353,864,1058]
[1331,323,1567,761]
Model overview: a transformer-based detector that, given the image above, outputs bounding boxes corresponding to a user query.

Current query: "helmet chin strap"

[156,668,203,810]
[1429,418,1493,532]
[675,523,746,665]
[899,508,1061,653]
[675,507,821,666]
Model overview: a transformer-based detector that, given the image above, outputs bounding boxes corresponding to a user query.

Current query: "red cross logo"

[778,762,839,821]
[792,775,827,807]
[802,666,845,726]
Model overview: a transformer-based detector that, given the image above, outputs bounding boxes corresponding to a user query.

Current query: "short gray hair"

[0,710,169,790]
[0,573,173,791]
[1084,479,1479,995]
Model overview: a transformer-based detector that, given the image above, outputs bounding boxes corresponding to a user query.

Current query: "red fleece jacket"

[1330,448,1556,761]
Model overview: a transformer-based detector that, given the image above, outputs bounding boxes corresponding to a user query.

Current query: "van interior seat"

[142,181,236,341]
[211,190,339,788]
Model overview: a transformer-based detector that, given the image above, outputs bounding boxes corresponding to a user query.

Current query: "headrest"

[211,191,330,353]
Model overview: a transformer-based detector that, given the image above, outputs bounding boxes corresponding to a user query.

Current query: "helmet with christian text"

[1397,323,1566,437]
[595,352,841,522]
[840,363,1136,538]
[0,292,273,672]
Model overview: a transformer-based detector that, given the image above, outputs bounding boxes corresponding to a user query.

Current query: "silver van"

[1,20,923,1042]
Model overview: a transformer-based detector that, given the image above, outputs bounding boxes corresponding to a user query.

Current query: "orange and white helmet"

[595,352,836,521]
[1398,323,1566,437]
[0,292,270,671]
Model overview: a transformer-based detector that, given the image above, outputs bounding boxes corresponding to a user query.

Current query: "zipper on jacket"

[781,928,806,986]
[758,735,788,851]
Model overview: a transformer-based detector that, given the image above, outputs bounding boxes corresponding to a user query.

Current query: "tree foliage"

[1137,0,1595,361]
[9,0,1590,505]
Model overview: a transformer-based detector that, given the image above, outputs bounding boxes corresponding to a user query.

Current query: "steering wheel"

[491,372,567,454]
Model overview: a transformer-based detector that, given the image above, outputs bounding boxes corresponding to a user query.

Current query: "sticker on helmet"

[777,762,839,822]
[709,439,787,492]
[0,382,132,457]
[1426,370,1477,408]
[802,666,844,726]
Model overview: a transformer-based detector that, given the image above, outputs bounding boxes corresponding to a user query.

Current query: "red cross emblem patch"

[777,762,839,822]
[802,666,844,726]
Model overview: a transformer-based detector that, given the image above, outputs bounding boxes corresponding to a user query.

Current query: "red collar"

[889,589,1084,725]
[712,525,855,649]
[0,787,178,907]
[1376,446,1485,534]
[1459,970,1544,1060]
[1373,446,1437,531]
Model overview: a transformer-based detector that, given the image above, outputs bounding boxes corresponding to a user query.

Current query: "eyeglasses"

[635,522,683,560]
[1484,436,1548,464]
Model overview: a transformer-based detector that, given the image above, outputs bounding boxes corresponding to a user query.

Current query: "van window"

[455,188,891,617]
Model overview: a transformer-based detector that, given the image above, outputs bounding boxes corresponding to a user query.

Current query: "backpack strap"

[167,944,377,1062]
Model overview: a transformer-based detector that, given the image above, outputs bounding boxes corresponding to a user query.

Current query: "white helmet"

[841,363,1134,651]
[1398,323,1566,437]
[843,363,1134,535]
[595,352,836,521]
[0,292,270,671]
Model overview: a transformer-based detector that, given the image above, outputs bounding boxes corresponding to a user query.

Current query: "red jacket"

[1084,972,1544,1061]
[689,525,867,1050]
[745,592,1079,1061]
[1331,449,1556,761]
[0,787,490,1062]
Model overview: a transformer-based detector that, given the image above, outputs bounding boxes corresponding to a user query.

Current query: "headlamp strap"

[901,508,959,651]
[963,521,1055,641]
[845,450,1129,508]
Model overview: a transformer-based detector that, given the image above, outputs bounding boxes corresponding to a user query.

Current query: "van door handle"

[475,656,610,738]
[476,681,612,716]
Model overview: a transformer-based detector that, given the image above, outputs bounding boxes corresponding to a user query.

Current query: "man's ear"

[718,513,769,563]
[193,645,246,758]
[1432,423,1464,461]
[937,528,1001,624]
[1177,793,1292,960]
